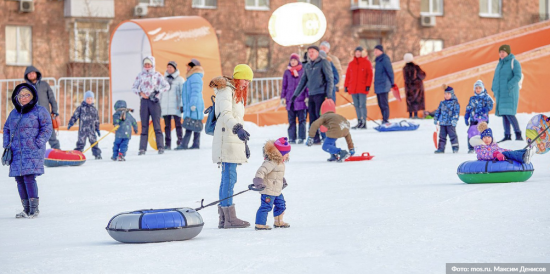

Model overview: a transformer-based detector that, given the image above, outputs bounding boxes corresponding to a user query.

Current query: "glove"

[180,107,184,113]
[304,97,309,105]
[306,138,313,147]
[282,178,288,189]
[345,87,348,93]
[232,124,250,141]
[134,129,138,134]
[350,148,355,156]
[281,98,286,106]
[366,86,370,92]
[96,130,101,137]
[493,151,505,161]
[191,106,196,111]
[67,122,73,130]
[248,178,266,191]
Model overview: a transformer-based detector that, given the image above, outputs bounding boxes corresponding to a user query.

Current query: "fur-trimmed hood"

[187,66,204,78]
[209,76,235,91]
[263,140,284,164]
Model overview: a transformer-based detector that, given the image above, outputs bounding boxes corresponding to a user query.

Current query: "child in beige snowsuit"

[249,137,291,230]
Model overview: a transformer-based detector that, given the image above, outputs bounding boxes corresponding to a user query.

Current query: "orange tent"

[109,16,222,130]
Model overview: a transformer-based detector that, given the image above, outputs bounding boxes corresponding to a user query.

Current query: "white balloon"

[268,3,327,47]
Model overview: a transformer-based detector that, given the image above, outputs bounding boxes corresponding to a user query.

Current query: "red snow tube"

[44,149,86,167]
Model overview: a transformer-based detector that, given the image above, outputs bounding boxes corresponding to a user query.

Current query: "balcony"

[352,9,397,32]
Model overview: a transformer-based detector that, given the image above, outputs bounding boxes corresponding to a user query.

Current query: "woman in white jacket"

[210,64,253,229]
[160,61,184,150]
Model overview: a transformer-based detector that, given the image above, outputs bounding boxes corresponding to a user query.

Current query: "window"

[351,0,400,10]
[138,0,164,6]
[420,0,443,16]
[245,35,270,71]
[540,0,549,21]
[70,21,109,63]
[479,0,501,17]
[245,0,269,10]
[5,26,32,66]
[192,0,217,9]
[360,38,381,62]
[298,0,322,8]
[420,39,443,56]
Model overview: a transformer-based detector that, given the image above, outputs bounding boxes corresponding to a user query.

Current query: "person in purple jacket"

[281,53,308,144]
[471,122,534,164]
[3,83,53,219]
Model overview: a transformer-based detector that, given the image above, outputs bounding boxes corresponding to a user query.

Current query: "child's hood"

[114,100,127,110]
[263,140,284,164]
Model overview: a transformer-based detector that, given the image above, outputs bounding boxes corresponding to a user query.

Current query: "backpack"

[510,58,524,90]
[203,95,218,136]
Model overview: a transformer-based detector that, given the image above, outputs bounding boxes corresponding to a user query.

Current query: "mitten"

[232,124,250,141]
[134,129,138,134]
[282,178,288,189]
[493,151,505,161]
[350,148,355,156]
[249,178,266,191]
[67,122,73,130]
[306,138,313,147]
[191,106,196,111]
[96,130,101,137]
[465,119,469,126]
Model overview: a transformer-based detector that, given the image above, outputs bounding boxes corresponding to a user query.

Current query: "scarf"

[166,74,174,87]
[287,64,302,77]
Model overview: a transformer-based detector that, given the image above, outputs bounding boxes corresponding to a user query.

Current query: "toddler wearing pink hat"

[249,137,291,230]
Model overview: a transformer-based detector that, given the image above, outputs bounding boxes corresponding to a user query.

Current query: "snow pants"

[75,131,101,156]
[322,137,341,155]
[139,99,164,151]
[439,125,459,151]
[163,115,183,148]
[308,94,325,143]
[287,108,307,142]
[15,175,38,200]
[255,194,286,225]
[376,92,390,123]
[352,93,367,121]
[219,162,237,207]
[112,137,130,158]
[503,149,527,163]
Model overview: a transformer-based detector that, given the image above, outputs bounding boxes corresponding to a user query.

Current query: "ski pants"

[15,175,38,200]
[219,162,237,207]
[377,92,390,123]
[322,137,341,155]
[308,94,325,143]
[352,93,367,121]
[288,108,307,142]
[112,137,130,158]
[139,99,164,151]
[502,115,521,135]
[439,125,459,151]
[75,131,101,156]
[163,115,183,147]
[255,194,286,225]
[503,149,527,163]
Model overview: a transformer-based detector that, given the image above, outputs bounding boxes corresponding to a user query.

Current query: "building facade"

[0,0,546,80]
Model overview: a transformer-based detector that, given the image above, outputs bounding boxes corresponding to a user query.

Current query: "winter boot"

[497,134,512,143]
[352,120,363,130]
[95,155,102,160]
[468,149,475,154]
[158,148,165,155]
[452,147,459,154]
[15,199,30,218]
[434,149,445,154]
[274,212,290,228]
[174,144,187,150]
[297,139,304,144]
[138,150,146,155]
[255,224,272,230]
[337,150,351,162]
[288,139,296,144]
[117,153,125,161]
[515,132,524,141]
[111,156,117,161]
[359,120,367,129]
[217,205,225,229]
[28,198,39,219]
[327,154,339,162]
[221,204,250,229]
[523,145,536,164]
[164,145,171,150]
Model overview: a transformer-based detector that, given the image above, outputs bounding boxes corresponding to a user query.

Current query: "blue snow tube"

[374,120,419,132]
[457,160,534,184]
[106,208,204,243]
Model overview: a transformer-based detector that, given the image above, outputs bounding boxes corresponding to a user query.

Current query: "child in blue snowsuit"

[112,100,138,161]
[249,137,291,230]
[464,80,494,153]
[434,85,460,153]
[68,91,102,159]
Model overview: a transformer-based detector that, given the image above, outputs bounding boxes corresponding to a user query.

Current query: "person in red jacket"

[344,46,373,129]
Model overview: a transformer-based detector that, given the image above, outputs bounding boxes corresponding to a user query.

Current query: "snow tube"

[374,120,419,132]
[457,160,534,184]
[106,207,204,243]
[44,149,86,167]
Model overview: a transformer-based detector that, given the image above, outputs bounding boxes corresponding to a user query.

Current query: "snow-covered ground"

[1,113,549,274]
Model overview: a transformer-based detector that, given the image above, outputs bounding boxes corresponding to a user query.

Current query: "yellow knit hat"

[233,64,254,81]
